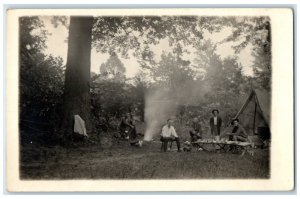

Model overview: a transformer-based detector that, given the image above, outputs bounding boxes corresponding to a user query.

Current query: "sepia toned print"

[6,8,293,191]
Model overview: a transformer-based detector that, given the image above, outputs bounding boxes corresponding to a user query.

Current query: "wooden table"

[191,139,253,156]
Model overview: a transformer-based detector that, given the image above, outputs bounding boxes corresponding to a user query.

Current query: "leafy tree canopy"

[99,52,126,82]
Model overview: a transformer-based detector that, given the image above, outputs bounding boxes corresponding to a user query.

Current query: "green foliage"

[91,80,131,117]
[20,17,49,53]
[90,70,150,126]
[222,17,271,90]
[20,17,65,144]
[222,17,271,53]
[92,16,271,91]
[151,52,193,89]
[99,52,126,82]
[20,54,65,119]
[251,42,271,90]
[51,16,69,28]
[92,16,226,61]
[191,39,251,124]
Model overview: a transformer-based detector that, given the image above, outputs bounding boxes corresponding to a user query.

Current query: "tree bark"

[60,16,93,143]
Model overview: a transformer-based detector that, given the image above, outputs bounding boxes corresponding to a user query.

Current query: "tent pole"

[253,101,257,135]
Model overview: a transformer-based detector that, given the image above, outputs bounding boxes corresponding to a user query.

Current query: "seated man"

[160,119,181,152]
[227,118,248,142]
[189,117,204,150]
[189,117,203,142]
[119,113,135,140]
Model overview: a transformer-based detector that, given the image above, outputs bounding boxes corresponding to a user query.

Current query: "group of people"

[160,109,248,152]
[117,109,248,152]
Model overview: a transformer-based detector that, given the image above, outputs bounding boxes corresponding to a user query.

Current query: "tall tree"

[60,17,93,142]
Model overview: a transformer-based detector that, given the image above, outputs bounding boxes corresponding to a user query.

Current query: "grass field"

[20,139,270,179]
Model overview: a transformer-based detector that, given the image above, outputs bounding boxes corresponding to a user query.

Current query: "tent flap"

[254,89,271,126]
[235,89,271,128]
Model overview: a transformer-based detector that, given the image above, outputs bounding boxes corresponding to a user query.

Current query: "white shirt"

[213,116,218,125]
[161,125,178,138]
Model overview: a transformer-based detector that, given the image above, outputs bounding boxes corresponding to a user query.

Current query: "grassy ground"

[20,139,270,179]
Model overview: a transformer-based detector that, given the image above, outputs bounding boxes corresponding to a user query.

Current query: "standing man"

[160,119,181,152]
[210,109,222,141]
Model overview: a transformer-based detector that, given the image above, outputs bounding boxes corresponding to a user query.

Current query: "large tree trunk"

[60,16,93,143]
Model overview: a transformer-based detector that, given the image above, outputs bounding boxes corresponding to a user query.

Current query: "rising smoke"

[143,88,177,141]
[143,82,210,141]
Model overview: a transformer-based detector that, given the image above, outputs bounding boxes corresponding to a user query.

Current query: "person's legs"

[196,133,202,139]
[129,127,137,140]
[174,137,181,151]
[215,128,220,141]
[119,128,125,139]
[236,136,247,142]
[163,138,169,152]
[190,131,198,143]
[213,126,218,140]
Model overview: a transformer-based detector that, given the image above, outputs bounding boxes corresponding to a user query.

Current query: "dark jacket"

[232,125,247,138]
[210,116,222,134]
[191,121,202,134]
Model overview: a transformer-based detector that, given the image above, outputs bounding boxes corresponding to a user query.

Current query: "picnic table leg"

[240,147,246,156]
[240,145,251,156]
[218,144,225,152]
[241,145,253,156]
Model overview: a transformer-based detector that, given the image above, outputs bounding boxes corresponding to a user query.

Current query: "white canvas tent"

[233,89,271,141]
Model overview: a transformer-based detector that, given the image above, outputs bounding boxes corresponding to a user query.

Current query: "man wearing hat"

[209,109,222,141]
[228,118,248,142]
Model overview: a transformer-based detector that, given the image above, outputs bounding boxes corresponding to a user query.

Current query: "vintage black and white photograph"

[6,8,294,191]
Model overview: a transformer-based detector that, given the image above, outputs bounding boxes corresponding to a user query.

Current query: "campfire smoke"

[143,89,177,141]
[143,80,211,141]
